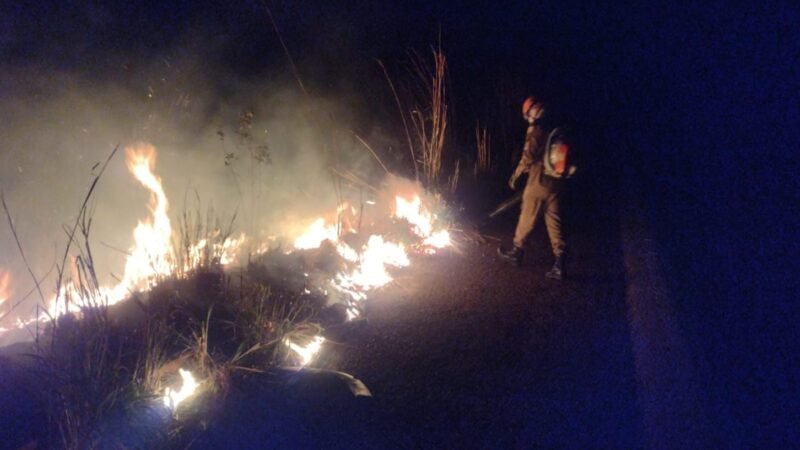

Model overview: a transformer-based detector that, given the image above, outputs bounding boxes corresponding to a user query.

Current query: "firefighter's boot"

[546,253,565,280]
[497,245,524,266]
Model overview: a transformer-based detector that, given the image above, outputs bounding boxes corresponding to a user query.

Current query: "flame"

[186,232,247,269]
[287,335,326,366]
[333,236,410,319]
[0,271,11,309]
[0,139,454,395]
[120,143,174,291]
[337,235,409,292]
[395,195,433,237]
[394,194,452,252]
[1,143,255,332]
[163,368,199,410]
[293,218,339,250]
[290,190,452,320]
[219,233,247,265]
[423,229,452,249]
[42,143,177,317]
[293,220,412,317]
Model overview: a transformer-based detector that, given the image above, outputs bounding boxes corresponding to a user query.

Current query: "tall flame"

[121,143,174,291]
[44,143,176,317]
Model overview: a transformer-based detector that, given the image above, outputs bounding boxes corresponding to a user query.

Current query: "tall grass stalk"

[474,122,492,175]
[174,195,239,276]
[448,160,461,195]
[410,46,448,188]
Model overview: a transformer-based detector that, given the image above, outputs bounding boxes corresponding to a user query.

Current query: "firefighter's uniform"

[511,118,566,256]
[498,97,569,279]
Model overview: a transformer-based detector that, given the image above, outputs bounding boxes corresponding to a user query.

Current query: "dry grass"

[35,286,172,448]
[448,159,460,195]
[409,45,449,189]
[225,282,319,371]
[32,248,324,448]
[353,132,390,175]
[31,190,169,448]
[174,195,239,276]
[2,145,325,448]
[0,146,157,448]
[474,121,492,175]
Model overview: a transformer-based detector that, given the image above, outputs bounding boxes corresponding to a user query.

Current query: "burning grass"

[0,146,318,447]
[1,139,456,447]
[28,257,330,448]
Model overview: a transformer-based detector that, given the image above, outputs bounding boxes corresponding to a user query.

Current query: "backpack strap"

[543,127,577,179]
[543,128,561,176]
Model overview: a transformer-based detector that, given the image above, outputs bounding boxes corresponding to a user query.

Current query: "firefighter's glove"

[508,173,519,190]
[508,169,524,190]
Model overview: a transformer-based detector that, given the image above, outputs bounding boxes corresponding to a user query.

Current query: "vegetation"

[409,46,449,189]
[0,36,494,448]
[0,147,325,448]
[474,122,493,176]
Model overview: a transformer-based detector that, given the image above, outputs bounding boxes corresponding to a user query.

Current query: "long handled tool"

[488,191,523,218]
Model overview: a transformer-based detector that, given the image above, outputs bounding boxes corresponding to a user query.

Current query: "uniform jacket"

[514,116,563,196]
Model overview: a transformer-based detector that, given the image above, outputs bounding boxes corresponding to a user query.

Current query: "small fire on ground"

[163,368,199,411]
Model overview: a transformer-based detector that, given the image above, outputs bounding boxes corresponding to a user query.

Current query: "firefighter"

[497,96,566,280]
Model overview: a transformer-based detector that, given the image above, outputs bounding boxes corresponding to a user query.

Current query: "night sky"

[1,0,798,445]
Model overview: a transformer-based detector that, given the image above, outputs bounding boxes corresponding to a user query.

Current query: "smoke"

[0,24,395,332]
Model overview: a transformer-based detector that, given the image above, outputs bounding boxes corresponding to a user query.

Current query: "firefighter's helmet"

[522,96,545,122]
[522,96,539,117]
